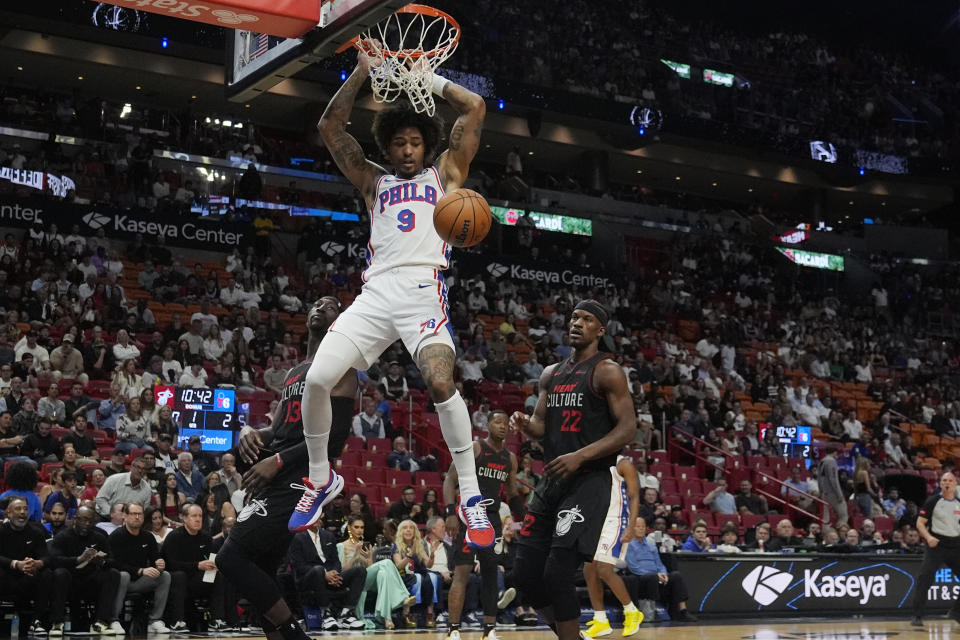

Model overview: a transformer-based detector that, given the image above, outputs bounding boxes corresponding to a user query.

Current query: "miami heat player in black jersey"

[215,297,359,640]
[444,410,523,640]
[510,300,636,640]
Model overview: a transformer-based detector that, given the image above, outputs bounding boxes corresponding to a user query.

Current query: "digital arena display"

[154,386,247,452]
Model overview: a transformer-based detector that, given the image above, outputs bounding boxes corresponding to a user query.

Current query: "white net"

[357,5,460,117]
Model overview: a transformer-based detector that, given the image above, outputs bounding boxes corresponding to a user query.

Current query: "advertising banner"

[0,196,245,251]
[776,247,845,271]
[677,553,951,616]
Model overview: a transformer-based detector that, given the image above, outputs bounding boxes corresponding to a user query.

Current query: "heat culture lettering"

[548,383,583,408]
[478,462,508,482]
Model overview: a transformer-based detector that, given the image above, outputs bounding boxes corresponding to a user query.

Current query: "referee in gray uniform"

[913,471,960,626]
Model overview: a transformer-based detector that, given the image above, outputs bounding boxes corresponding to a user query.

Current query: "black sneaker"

[674,610,698,623]
[911,617,923,627]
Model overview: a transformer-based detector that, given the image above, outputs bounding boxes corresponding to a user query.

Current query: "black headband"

[574,299,609,326]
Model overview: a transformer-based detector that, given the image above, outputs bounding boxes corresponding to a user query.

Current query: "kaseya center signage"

[678,555,938,616]
[0,196,244,250]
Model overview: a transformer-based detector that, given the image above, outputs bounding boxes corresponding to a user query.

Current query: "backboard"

[225,0,406,102]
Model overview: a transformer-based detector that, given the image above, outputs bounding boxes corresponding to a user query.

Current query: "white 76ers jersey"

[364,166,451,281]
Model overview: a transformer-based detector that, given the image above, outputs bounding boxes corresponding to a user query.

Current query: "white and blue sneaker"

[288,471,345,532]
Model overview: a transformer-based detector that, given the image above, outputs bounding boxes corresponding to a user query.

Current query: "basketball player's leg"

[293,288,396,530]
[417,342,479,497]
[583,561,606,627]
[217,530,307,640]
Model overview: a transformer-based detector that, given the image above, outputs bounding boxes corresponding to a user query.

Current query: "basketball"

[433,188,492,248]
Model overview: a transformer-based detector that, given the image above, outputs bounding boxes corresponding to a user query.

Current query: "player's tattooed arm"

[317,52,385,207]
[436,81,485,191]
[418,344,457,400]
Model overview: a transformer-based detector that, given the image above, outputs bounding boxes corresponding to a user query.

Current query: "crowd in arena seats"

[438,0,957,162]
[3,44,960,632]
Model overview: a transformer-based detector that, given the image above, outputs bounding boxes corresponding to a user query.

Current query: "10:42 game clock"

[154,386,247,452]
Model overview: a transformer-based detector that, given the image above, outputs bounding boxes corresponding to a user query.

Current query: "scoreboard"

[759,423,814,463]
[154,386,247,452]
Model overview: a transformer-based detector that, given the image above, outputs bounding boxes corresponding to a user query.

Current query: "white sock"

[623,602,638,613]
[306,432,331,484]
[593,611,608,623]
[434,391,480,500]
[301,331,363,484]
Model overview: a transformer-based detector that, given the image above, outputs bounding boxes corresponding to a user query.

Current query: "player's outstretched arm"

[435,79,485,191]
[317,52,384,207]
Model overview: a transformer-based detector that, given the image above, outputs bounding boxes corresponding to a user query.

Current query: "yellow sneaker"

[586,619,612,637]
[622,610,644,637]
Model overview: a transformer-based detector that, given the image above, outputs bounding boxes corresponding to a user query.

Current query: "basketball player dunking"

[287,47,495,549]
[215,297,359,640]
[510,300,637,640]
[443,410,525,640]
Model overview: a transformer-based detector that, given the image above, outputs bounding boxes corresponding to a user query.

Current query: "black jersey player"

[443,410,524,640]
[509,300,636,640]
[215,296,359,640]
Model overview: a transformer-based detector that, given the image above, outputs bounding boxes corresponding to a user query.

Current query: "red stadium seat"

[385,469,412,487]
[366,437,392,454]
[343,436,366,452]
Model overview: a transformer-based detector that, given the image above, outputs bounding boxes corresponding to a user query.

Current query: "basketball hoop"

[343,4,460,116]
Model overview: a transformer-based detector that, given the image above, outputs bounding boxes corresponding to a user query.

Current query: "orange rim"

[335,3,460,58]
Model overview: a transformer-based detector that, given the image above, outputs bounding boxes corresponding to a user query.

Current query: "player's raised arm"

[317,51,385,207]
[435,78,485,191]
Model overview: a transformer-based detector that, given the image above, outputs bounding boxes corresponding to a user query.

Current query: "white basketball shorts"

[328,266,455,367]
[593,465,631,564]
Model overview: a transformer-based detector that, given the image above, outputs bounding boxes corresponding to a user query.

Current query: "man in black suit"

[288,523,366,631]
[0,496,70,635]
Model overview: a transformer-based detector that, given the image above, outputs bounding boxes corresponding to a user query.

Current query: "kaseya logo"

[486,262,509,278]
[82,211,112,230]
[741,565,793,606]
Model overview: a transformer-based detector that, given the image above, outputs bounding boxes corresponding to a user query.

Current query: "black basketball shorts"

[228,481,301,566]
[515,469,612,559]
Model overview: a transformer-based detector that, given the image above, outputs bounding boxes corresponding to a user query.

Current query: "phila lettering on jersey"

[364,167,452,281]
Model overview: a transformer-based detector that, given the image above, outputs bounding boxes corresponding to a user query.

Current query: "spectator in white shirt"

[854,358,873,384]
[810,355,831,379]
[471,398,491,431]
[14,331,50,364]
[112,329,141,362]
[883,433,912,469]
[160,346,183,384]
[178,357,208,388]
[190,300,219,334]
[219,277,246,308]
[152,174,171,201]
[173,180,195,203]
[796,394,823,427]
[842,409,863,441]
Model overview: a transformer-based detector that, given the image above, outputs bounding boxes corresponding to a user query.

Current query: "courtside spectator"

[623,517,696,621]
[108,502,172,634]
